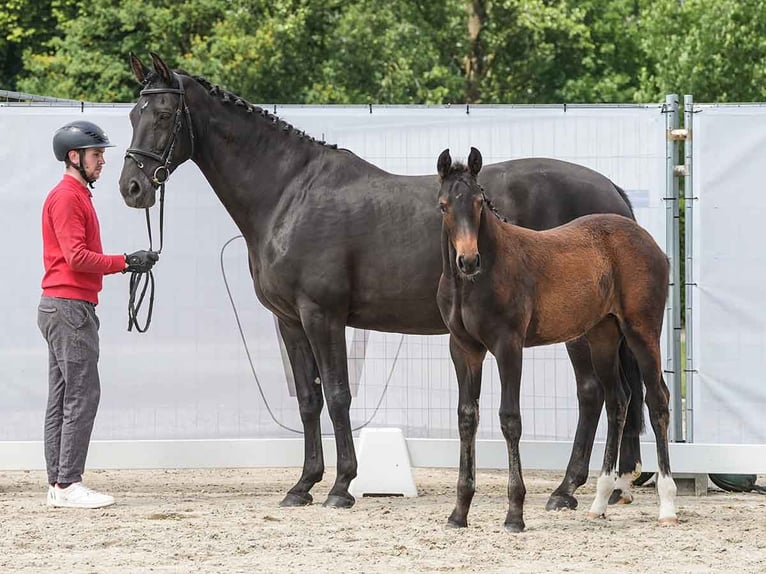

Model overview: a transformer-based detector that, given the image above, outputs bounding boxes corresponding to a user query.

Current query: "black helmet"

[52,120,115,161]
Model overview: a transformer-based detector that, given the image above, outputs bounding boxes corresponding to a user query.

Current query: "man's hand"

[124,250,160,273]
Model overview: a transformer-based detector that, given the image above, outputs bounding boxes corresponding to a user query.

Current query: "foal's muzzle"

[457,253,481,277]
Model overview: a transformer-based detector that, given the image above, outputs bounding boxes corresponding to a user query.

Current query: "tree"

[636,0,766,102]
[180,0,343,103]
[560,0,645,103]
[0,0,78,91]
[306,0,465,104]
[463,0,593,103]
[16,0,225,101]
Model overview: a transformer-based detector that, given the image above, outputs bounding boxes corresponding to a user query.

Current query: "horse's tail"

[619,337,645,471]
[614,184,636,219]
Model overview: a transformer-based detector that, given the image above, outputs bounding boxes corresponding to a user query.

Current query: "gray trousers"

[37,296,101,486]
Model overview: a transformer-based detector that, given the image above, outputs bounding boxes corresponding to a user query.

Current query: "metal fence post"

[683,94,695,443]
[664,94,683,442]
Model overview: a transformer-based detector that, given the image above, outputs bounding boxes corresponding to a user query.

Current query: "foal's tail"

[619,338,645,471]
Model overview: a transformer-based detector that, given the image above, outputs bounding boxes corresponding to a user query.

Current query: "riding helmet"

[52,120,115,161]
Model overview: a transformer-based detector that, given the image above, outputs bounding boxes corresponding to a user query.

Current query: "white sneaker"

[46,482,115,509]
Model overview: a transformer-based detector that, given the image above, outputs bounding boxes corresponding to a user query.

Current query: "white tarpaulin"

[691,104,766,444]
[0,104,668,443]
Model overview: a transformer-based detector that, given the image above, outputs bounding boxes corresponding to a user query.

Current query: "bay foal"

[435,148,677,532]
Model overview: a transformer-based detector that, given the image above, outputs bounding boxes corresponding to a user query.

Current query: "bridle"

[123,75,195,332]
[125,77,194,188]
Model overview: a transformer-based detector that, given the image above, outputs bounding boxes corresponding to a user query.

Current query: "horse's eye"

[158,112,171,121]
[438,203,447,213]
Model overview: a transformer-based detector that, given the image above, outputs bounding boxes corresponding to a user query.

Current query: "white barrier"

[690,103,766,445]
[1,103,669,469]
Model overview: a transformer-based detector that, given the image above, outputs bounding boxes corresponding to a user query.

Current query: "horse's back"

[480,158,633,230]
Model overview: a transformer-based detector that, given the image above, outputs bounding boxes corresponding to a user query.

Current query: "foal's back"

[491,212,669,346]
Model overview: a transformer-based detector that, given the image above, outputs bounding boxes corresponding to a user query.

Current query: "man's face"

[69,147,106,182]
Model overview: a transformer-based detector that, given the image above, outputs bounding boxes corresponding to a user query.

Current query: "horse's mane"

[446,162,509,224]
[483,194,509,223]
[143,69,338,150]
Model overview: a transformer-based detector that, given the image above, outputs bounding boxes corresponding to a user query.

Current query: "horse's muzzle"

[121,179,156,208]
[457,253,481,277]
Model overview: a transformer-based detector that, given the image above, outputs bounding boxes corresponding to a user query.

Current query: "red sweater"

[41,174,126,305]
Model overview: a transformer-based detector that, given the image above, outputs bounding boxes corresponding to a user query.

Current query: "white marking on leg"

[613,473,634,504]
[587,472,616,518]
[656,473,678,524]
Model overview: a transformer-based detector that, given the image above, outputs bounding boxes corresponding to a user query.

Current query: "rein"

[123,78,194,332]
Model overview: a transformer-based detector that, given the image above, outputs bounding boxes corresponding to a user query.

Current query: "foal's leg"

[494,336,526,532]
[584,318,628,520]
[277,318,324,507]
[447,335,487,528]
[621,326,678,525]
[299,305,357,508]
[547,337,604,511]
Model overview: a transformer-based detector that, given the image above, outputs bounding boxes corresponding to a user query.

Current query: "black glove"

[124,250,159,273]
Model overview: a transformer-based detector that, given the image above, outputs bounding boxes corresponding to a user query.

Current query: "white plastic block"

[349,427,418,498]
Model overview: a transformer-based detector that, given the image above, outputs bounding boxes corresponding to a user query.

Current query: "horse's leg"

[447,335,486,528]
[611,339,644,505]
[547,337,603,511]
[584,318,628,520]
[277,318,324,507]
[621,325,678,525]
[494,336,526,532]
[298,305,357,508]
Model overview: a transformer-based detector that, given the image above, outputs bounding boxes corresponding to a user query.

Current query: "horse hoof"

[586,512,606,520]
[545,494,578,511]
[504,520,525,533]
[447,517,467,528]
[280,492,313,507]
[323,494,355,508]
[658,516,679,526]
[608,489,633,505]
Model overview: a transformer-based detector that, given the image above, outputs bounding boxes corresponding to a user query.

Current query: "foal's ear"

[149,52,172,84]
[468,147,483,177]
[437,149,452,180]
[129,52,150,85]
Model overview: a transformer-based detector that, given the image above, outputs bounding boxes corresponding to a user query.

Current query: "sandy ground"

[1,467,765,574]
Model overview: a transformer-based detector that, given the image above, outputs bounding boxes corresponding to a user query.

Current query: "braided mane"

[143,69,337,149]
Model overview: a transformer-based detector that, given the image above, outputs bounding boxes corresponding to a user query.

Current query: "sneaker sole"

[47,499,115,509]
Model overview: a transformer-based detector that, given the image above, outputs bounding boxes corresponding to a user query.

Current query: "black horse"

[119,53,644,510]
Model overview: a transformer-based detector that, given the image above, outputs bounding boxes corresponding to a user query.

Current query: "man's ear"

[67,149,79,166]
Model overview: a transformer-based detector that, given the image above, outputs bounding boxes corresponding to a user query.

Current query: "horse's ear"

[149,52,172,84]
[129,52,150,85]
[437,149,452,180]
[468,147,483,177]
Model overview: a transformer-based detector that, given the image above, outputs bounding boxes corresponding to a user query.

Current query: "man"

[38,120,158,508]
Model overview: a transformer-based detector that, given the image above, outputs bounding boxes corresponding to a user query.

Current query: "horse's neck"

[190,98,323,237]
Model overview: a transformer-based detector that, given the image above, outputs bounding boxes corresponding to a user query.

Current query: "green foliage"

[5,0,766,104]
[560,0,644,103]
[181,0,343,103]
[636,0,766,102]
[306,0,465,104]
[0,0,78,90]
[15,0,226,101]
[470,0,589,103]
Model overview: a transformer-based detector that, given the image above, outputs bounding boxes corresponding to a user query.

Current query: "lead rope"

[127,183,164,332]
